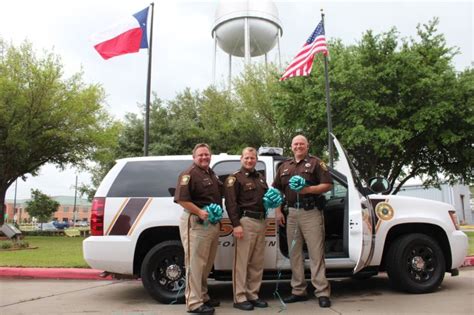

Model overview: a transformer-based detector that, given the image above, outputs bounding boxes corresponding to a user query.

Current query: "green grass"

[0,236,89,268]
[465,231,474,256]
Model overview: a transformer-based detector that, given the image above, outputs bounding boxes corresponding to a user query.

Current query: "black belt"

[242,210,265,220]
[288,202,318,211]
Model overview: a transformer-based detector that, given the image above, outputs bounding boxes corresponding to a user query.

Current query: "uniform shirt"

[224,168,268,227]
[174,163,223,208]
[273,155,332,205]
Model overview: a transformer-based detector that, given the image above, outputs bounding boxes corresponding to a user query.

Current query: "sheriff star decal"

[180,175,190,185]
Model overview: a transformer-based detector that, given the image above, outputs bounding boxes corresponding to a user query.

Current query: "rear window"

[107,160,192,197]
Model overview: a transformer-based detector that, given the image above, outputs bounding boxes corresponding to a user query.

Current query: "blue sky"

[1,0,472,199]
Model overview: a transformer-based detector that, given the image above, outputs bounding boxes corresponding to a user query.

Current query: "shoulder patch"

[226,176,236,187]
[180,175,191,185]
[320,161,328,171]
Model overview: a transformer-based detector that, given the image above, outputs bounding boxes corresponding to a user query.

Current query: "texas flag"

[92,7,149,60]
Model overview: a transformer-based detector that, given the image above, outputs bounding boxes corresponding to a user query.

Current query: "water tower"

[211,0,283,85]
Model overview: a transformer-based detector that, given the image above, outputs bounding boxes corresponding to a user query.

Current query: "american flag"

[280,20,328,81]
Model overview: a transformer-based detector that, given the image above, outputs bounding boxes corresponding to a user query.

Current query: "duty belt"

[288,202,318,211]
[242,210,265,220]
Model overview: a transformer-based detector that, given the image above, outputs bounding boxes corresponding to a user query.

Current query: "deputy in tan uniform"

[174,143,223,314]
[224,147,269,311]
[273,135,333,308]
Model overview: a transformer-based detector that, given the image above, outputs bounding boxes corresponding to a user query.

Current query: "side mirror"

[368,177,391,194]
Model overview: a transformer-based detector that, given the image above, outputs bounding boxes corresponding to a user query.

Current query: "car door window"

[213,161,266,183]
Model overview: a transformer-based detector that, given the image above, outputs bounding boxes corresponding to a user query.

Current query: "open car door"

[332,135,374,273]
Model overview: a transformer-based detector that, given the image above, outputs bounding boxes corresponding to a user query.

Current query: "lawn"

[0,236,89,268]
[465,231,474,256]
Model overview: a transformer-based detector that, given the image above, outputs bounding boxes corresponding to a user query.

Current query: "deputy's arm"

[177,201,208,221]
[299,183,332,195]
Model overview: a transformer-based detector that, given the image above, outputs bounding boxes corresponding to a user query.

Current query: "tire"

[386,233,445,293]
[141,240,186,304]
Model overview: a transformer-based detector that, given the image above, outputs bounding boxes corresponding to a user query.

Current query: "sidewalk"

[1,256,473,280]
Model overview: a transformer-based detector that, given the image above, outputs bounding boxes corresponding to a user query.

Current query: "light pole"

[73,175,78,227]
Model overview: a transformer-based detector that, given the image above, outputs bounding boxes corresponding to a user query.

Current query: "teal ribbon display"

[263,187,283,212]
[289,175,306,192]
[204,203,223,224]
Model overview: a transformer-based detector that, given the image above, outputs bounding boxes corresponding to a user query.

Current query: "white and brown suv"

[83,137,468,303]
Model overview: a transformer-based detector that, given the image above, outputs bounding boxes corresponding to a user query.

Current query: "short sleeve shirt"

[224,168,268,227]
[174,163,223,208]
[273,155,332,205]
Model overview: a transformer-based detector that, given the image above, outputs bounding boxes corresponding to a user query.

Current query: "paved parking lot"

[1,268,473,314]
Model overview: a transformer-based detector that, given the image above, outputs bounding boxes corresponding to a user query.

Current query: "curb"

[462,256,474,267]
[0,267,113,280]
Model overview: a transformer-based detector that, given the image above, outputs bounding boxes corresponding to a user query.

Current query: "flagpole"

[321,10,334,168]
[144,2,154,156]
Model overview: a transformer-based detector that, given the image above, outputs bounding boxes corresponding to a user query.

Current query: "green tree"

[25,189,60,226]
[0,39,118,223]
[274,18,473,193]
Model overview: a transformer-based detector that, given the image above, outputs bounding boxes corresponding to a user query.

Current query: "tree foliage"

[89,18,472,196]
[273,18,473,192]
[0,39,119,222]
[25,189,60,223]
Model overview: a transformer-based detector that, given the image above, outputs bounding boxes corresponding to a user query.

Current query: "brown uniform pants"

[179,211,220,311]
[233,216,266,303]
[286,207,330,297]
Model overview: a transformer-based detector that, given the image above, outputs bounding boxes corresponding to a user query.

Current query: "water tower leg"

[213,30,217,85]
[277,28,282,69]
[265,53,268,69]
[228,54,232,91]
[244,17,251,65]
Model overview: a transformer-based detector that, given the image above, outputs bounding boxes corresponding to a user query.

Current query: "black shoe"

[204,299,220,307]
[188,304,215,314]
[283,294,308,303]
[249,298,268,308]
[233,301,254,311]
[318,296,331,308]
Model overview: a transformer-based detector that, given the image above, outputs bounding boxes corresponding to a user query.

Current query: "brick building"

[5,196,91,224]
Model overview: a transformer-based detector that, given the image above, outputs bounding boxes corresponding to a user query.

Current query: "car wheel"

[141,240,185,304]
[386,233,445,293]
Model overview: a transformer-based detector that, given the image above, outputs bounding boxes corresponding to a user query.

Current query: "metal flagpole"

[144,2,154,156]
[321,10,334,168]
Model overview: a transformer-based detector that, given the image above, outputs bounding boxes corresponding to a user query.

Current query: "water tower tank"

[212,0,282,58]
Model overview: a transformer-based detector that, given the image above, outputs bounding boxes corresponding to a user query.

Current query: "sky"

[2,0,472,200]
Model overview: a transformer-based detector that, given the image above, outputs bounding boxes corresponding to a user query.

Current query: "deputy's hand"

[198,209,209,221]
[276,209,285,227]
[233,226,244,239]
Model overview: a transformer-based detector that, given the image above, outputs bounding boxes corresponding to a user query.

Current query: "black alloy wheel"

[141,240,186,303]
[386,233,445,293]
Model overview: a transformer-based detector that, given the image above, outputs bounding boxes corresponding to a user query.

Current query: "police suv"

[83,137,468,303]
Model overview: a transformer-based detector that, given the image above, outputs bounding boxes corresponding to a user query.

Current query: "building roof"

[5,196,91,207]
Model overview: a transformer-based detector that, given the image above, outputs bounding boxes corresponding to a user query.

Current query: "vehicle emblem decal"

[375,201,394,233]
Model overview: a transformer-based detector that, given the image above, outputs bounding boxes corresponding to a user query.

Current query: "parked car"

[83,136,468,303]
[52,221,69,229]
[37,222,58,231]
[73,221,89,227]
